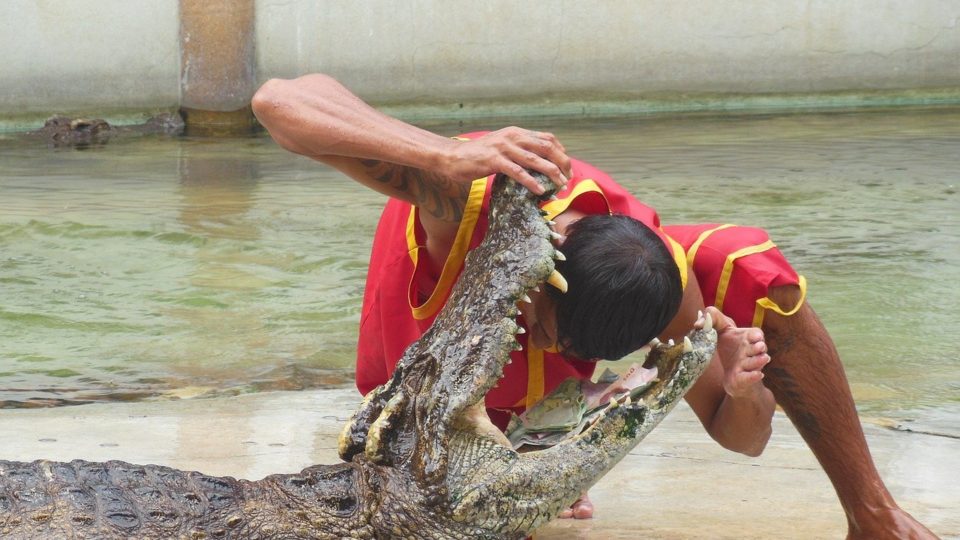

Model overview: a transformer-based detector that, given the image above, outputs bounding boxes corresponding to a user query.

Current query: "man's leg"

[761,285,937,540]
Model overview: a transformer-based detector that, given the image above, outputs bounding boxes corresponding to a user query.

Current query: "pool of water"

[1,108,958,431]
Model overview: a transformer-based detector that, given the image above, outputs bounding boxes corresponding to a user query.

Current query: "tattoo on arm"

[360,159,471,222]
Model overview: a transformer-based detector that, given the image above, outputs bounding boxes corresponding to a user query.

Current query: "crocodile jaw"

[443,322,716,536]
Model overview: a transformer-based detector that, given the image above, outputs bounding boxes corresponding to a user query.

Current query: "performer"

[252,73,937,539]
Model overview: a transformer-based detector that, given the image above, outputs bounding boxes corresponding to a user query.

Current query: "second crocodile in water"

[0,174,717,539]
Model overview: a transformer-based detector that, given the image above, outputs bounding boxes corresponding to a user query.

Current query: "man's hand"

[441,127,572,195]
[706,306,771,400]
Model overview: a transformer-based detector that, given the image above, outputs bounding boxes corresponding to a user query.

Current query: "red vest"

[663,223,805,328]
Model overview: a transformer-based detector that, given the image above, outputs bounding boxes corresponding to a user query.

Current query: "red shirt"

[356,132,687,423]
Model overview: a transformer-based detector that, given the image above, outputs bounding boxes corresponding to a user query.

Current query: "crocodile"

[25,113,184,148]
[0,174,717,539]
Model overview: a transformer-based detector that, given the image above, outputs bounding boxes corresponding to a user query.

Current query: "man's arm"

[252,74,573,266]
[251,74,572,212]
[663,275,775,456]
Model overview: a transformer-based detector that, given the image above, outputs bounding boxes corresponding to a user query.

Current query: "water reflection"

[161,141,269,396]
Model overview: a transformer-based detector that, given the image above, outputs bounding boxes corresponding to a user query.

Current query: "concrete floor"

[2,388,957,539]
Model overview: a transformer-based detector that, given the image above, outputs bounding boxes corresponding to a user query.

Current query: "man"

[252,73,937,539]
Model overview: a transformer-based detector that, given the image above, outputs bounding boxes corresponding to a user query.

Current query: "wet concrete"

[2,389,957,539]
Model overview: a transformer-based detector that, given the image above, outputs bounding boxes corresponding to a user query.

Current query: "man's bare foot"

[558,492,594,519]
[847,506,939,540]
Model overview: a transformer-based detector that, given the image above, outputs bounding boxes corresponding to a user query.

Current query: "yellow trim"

[686,224,736,266]
[410,178,489,320]
[404,205,419,266]
[524,346,546,410]
[752,275,808,327]
[541,178,688,292]
[539,179,609,220]
[666,236,689,290]
[715,240,776,310]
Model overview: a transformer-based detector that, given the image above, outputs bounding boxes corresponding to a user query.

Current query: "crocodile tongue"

[505,362,659,449]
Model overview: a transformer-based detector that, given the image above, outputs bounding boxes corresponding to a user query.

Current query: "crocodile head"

[0,173,714,539]
[337,173,718,537]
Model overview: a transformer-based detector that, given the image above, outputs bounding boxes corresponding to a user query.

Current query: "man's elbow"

[712,423,772,457]
[251,78,286,122]
[740,425,772,457]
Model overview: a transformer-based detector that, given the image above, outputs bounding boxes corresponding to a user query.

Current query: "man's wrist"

[423,136,458,178]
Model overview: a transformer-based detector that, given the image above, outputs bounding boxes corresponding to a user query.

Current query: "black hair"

[548,214,683,361]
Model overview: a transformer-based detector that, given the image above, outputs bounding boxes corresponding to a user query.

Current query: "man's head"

[547,214,683,361]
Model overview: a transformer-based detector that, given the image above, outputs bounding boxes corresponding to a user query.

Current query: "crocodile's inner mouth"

[501,312,707,451]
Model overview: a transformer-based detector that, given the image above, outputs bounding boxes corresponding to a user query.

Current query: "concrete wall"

[0,0,180,121]
[1,0,959,128]
[256,0,960,101]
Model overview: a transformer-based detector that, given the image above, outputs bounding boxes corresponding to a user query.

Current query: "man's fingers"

[478,127,572,192]
[533,130,567,153]
[704,306,736,333]
[527,132,572,179]
[500,126,571,184]
[742,352,771,372]
[736,370,765,387]
[506,143,569,189]
[746,328,765,346]
[495,158,546,195]
[495,154,567,195]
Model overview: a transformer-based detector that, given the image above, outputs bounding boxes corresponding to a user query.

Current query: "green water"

[1,109,958,430]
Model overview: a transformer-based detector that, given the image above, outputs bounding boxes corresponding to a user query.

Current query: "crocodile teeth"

[650,337,660,346]
[667,338,675,347]
[549,195,559,201]
[703,312,713,331]
[608,397,619,409]
[547,270,568,293]
[516,326,526,334]
[549,231,563,240]
[532,285,540,293]
[624,395,632,406]
[554,250,566,261]
[364,393,405,461]
[683,336,693,353]
[546,220,557,226]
